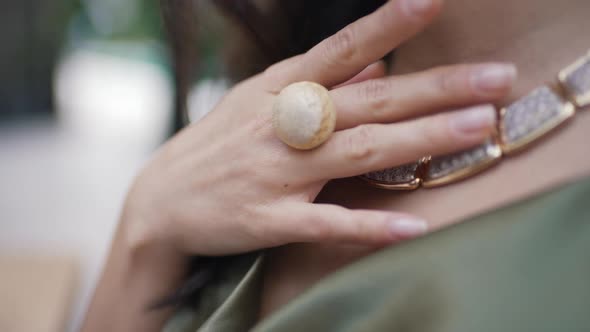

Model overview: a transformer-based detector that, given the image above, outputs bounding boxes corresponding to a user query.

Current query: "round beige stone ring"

[272,81,337,150]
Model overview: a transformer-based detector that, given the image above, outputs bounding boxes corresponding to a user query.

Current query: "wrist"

[121,207,186,269]
[82,212,189,332]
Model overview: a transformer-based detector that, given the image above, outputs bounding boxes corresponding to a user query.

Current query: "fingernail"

[472,64,517,93]
[449,105,497,134]
[390,218,428,238]
[402,0,433,17]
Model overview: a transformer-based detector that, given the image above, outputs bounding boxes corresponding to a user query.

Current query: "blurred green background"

[0,2,237,330]
[0,0,166,122]
[0,3,238,330]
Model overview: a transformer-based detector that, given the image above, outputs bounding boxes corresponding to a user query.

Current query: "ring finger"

[301,104,497,181]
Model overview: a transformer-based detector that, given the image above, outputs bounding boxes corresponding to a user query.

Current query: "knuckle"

[261,68,281,92]
[344,125,377,161]
[262,59,297,93]
[360,79,391,117]
[306,217,335,240]
[250,111,274,138]
[431,67,456,95]
[322,26,358,65]
[263,61,282,79]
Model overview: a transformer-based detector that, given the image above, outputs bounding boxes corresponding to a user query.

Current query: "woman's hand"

[82,0,518,330]
[124,0,516,256]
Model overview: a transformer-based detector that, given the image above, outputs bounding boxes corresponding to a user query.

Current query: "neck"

[394,0,590,102]
[260,1,590,320]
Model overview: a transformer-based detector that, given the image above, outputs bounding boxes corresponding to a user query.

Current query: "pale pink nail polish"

[390,218,428,238]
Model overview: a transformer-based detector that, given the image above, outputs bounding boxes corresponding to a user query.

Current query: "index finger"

[266,0,443,90]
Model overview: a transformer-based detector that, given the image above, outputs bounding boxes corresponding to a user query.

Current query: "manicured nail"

[449,105,497,134]
[390,218,428,238]
[402,0,433,17]
[472,64,517,93]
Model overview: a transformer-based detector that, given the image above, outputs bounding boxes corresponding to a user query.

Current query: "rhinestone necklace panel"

[360,50,590,190]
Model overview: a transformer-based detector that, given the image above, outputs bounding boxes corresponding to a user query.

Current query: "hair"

[157,0,387,310]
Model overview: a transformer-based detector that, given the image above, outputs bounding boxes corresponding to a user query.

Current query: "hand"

[123,0,516,256]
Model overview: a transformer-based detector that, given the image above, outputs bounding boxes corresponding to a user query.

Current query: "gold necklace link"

[360,50,590,190]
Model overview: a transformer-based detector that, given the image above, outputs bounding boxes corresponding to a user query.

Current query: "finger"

[333,61,387,89]
[270,0,443,89]
[331,63,517,130]
[302,104,497,180]
[272,202,428,245]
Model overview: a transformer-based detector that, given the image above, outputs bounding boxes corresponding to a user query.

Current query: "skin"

[82,0,589,330]
[261,0,590,319]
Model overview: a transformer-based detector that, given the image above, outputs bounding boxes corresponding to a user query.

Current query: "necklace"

[361,50,590,190]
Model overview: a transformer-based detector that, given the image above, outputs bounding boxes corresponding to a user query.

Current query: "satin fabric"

[165,176,590,332]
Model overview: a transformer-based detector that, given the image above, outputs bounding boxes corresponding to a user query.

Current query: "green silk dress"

[165,176,590,332]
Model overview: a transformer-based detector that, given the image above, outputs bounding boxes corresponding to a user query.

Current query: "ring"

[272,81,336,150]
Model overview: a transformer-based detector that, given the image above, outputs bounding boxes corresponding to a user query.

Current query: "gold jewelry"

[272,81,336,150]
[361,50,590,190]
